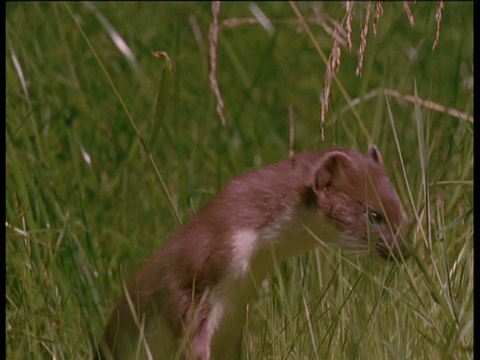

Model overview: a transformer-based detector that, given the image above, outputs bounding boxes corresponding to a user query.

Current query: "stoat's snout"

[375,227,410,261]
[374,214,411,261]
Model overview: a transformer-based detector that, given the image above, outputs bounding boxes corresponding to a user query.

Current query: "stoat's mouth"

[375,241,410,262]
[334,232,410,261]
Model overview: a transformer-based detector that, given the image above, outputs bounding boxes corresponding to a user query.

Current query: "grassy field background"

[6,2,473,359]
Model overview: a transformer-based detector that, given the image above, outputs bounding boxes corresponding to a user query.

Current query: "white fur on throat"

[229,207,342,279]
[230,229,259,276]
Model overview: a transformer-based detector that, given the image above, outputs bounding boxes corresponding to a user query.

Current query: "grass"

[6,2,473,359]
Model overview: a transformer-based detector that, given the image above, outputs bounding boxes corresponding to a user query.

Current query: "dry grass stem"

[373,1,384,37]
[209,1,227,127]
[189,15,206,55]
[288,105,295,158]
[336,87,473,123]
[319,0,446,121]
[321,29,342,140]
[403,1,416,27]
[221,17,259,29]
[356,1,372,77]
[249,3,274,35]
[432,0,444,51]
[384,88,473,123]
[345,1,355,52]
[152,51,173,71]
[312,6,348,47]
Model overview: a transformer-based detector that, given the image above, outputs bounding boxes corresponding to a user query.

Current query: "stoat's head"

[308,145,410,261]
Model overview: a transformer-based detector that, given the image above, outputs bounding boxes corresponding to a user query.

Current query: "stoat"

[96,145,409,360]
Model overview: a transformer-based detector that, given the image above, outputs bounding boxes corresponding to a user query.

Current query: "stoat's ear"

[313,151,353,192]
[367,145,383,165]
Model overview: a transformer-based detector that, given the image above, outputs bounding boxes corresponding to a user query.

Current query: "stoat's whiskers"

[304,226,373,255]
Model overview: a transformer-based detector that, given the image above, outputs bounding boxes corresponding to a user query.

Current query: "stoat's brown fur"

[96,146,408,360]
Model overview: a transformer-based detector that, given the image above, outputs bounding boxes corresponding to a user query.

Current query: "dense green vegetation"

[6,2,472,359]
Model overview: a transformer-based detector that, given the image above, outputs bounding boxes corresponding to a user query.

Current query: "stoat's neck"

[229,205,342,284]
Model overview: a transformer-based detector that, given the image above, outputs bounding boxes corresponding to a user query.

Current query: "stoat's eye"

[366,210,383,224]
